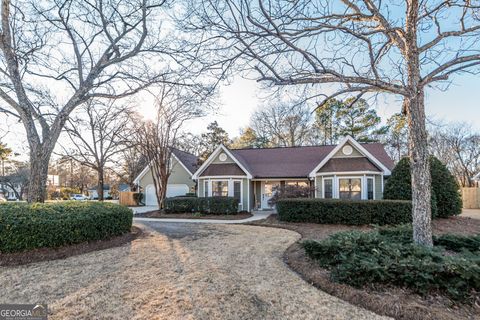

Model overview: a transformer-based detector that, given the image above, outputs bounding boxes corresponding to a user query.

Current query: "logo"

[0,304,47,320]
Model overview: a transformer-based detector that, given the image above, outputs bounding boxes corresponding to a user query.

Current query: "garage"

[144,184,190,206]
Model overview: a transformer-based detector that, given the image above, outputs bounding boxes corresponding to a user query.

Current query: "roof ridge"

[230,142,383,151]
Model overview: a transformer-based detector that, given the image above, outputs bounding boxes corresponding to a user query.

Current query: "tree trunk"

[405,91,433,247]
[27,148,51,203]
[97,167,104,201]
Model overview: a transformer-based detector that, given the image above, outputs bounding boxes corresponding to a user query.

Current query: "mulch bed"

[249,215,480,320]
[136,210,253,220]
[0,226,143,267]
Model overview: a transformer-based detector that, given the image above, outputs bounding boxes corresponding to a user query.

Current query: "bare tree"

[0,0,196,202]
[132,85,208,208]
[187,0,480,246]
[61,100,133,201]
[429,122,480,187]
[111,146,148,191]
[251,102,312,147]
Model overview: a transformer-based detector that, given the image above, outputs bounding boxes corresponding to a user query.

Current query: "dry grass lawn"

[0,223,388,320]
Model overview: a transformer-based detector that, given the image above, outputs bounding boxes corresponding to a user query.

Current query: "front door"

[261,181,280,209]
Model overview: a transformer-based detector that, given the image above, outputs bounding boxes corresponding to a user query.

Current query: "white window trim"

[367,176,375,200]
[337,176,365,200]
[203,178,243,209]
[322,177,334,199]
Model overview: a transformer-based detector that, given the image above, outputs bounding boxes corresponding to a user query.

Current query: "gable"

[309,136,392,177]
[200,163,246,177]
[317,158,381,173]
[332,142,363,158]
[192,145,253,179]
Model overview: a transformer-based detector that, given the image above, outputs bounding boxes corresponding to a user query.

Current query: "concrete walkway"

[133,210,274,224]
[130,205,159,214]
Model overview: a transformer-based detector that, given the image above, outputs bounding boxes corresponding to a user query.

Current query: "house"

[192,136,394,211]
[134,149,199,205]
[88,184,112,199]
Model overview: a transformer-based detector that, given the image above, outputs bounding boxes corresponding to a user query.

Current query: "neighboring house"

[88,184,111,199]
[192,136,394,211]
[134,149,199,206]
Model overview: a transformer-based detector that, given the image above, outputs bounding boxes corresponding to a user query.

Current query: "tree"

[429,122,480,187]
[62,100,133,201]
[314,99,344,145]
[0,0,195,202]
[132,85,207,208]
[0,141,11,176]
[112,147,148,190]
[199,121,231,159]
[231,127,270,149]
[384,113,409,162]
[384,156,461,218]
[251,102,312,147]
[189,1,480,246]
[315,98,387,144]
[0,160,29,200]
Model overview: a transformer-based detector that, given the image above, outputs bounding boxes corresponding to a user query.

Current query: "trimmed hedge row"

[276,198,412,225]
[303,227,480,301]
[164,197,238,214]
[0,202,133,253]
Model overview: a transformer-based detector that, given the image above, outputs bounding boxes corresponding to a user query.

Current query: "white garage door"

[145,184,189,206]
[145,184,157,206]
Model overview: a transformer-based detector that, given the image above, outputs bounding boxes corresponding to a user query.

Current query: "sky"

[2,72,479,160]
[181,73,480,138]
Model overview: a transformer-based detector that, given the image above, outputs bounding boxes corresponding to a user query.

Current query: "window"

[323,178,333,199]
[204,180,209,197]
[339,178,362,200]
[233,181,241,203]
[212,181,228,197]
[367,177,374,200]
[286,181,308,187]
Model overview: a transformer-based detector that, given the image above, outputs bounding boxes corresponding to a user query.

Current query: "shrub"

[384,156,461,218]
[164,197,238,214]
[0,202,133,253]
[379,224,480,253]
[132,192,143,205]
[303,229,480,301]
[268,184,314,206]
[276,198,412,225]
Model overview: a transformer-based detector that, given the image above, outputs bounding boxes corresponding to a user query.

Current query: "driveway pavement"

[133,210,273,224]
[461,208,480,220]
[1,223,387,319]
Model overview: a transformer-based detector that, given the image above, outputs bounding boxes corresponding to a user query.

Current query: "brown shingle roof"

[317,157,381,173]
[172,148,199,174]
[200,163,246,176]
[227,143,393,178]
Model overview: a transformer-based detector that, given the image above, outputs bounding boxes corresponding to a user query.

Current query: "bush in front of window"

[276,198,413,225]
[384,156,461,218]
[164,197,238,214]
[267,184,314,207]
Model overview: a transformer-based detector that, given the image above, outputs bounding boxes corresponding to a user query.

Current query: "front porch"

[251,179,312,210]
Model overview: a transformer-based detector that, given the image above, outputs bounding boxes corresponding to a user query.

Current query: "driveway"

[461,208,480,220]
[0,223,387,319]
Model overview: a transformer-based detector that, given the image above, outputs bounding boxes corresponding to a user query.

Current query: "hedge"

[0,202,133,253]
[303,227,480,301]
[164,197,238,214]
[276,198,412,225]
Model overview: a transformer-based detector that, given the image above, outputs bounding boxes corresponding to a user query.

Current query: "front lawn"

[250,215,480,319]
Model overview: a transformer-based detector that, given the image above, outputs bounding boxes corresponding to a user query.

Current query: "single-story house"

[134,149,199,205]
[192,136,395,211]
